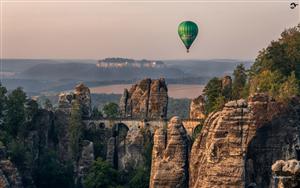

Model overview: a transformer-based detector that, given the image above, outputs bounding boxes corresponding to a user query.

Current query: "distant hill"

[0,58,252,94]
[18,62,187,81]
[165,59,253,77]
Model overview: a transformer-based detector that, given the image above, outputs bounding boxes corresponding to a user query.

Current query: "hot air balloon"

[178,21,198,53]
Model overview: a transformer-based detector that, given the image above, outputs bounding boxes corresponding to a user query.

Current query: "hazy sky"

[1,0,299,60]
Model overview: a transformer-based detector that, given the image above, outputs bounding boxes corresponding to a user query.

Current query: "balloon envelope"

[178,21,198,52]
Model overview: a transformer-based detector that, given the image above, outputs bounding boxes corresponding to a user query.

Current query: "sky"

[1,0,299,60]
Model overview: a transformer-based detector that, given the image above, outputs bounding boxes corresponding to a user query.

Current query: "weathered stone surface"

[55,109,73,162]
[120,78,168,119]
[150,116,190,188]
[189,95,205,119]
[189,93,284,188]
[77,140,94,185]
[58,83,91,119]
[118,127,145,171]
[74,83,92,119]
[272,159,300,188]
[0,160,23,188]
[106,137,116,167]
[148,79,168,119]
[245,97,300,187]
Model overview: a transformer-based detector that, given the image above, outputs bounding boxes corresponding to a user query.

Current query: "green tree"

[91,106,103,119]
[0,84,7,125]
[278,71,300,102]
[232,64,247,99]
[250,25,300,78]
[69,100,83,161]
[83,158,119,188]
[103,102,119,118]
[249,70,283,97]
[5,87,27,137]
[33,150,74,188]
[246,25,300,100]
[129,167,150,188]
[203,77,223,113]
[25,99,39,122]
[8,140,27,169]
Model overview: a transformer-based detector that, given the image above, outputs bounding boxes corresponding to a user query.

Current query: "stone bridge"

[83,118,204,137]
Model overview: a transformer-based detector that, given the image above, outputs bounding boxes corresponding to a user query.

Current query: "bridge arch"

[98,122,105,129]
[87,122,96,130]
[112,123,129,139]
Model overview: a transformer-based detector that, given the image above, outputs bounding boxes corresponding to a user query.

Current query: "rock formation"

[0,145,23,188]
[189,95,206,119]
[119,78,168,119]
[272,159,300,188]
[150,116,190,188]
[56,83,92,162]
[58,83,91,119]
[0,160,23,188]
[189,93,300,188]
[118,127,145,171]
[74,83,92,119]
[245,97,300,187]
[77,140,95,185]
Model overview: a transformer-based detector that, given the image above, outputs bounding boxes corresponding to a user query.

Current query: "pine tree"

[232,64,247,99]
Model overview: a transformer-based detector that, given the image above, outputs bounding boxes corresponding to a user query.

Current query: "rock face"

[0,146,23,188]
[0,160,23,188]
[58,83,91,119]
[74,83,92,119]
[77,140,94,185]
[150,116,190,188]
[189,93,285,188]
[118,127,145,171]
[105,122,150,171]
[56,83,92,162]
[272,159,300,188]
[119,78,168,119]
[189,95,206,119]
[245,97,300,187]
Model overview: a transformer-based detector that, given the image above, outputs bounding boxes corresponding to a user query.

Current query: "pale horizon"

[1,1,299,60]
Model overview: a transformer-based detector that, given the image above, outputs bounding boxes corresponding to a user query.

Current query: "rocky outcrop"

[245,97,300,187]
[118,127,145,171]
[74,83,92,119]
[189,93,285,188]
[105,122,150,171]
[58,83,91,119]
[119,78,168,119]
[77,140,94,186]
[150,116,190,188]
[0,160,23,188]
[189,95,205,119]
[272,159,300,188]
[56,83,91,162]
[0,145,23,188]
